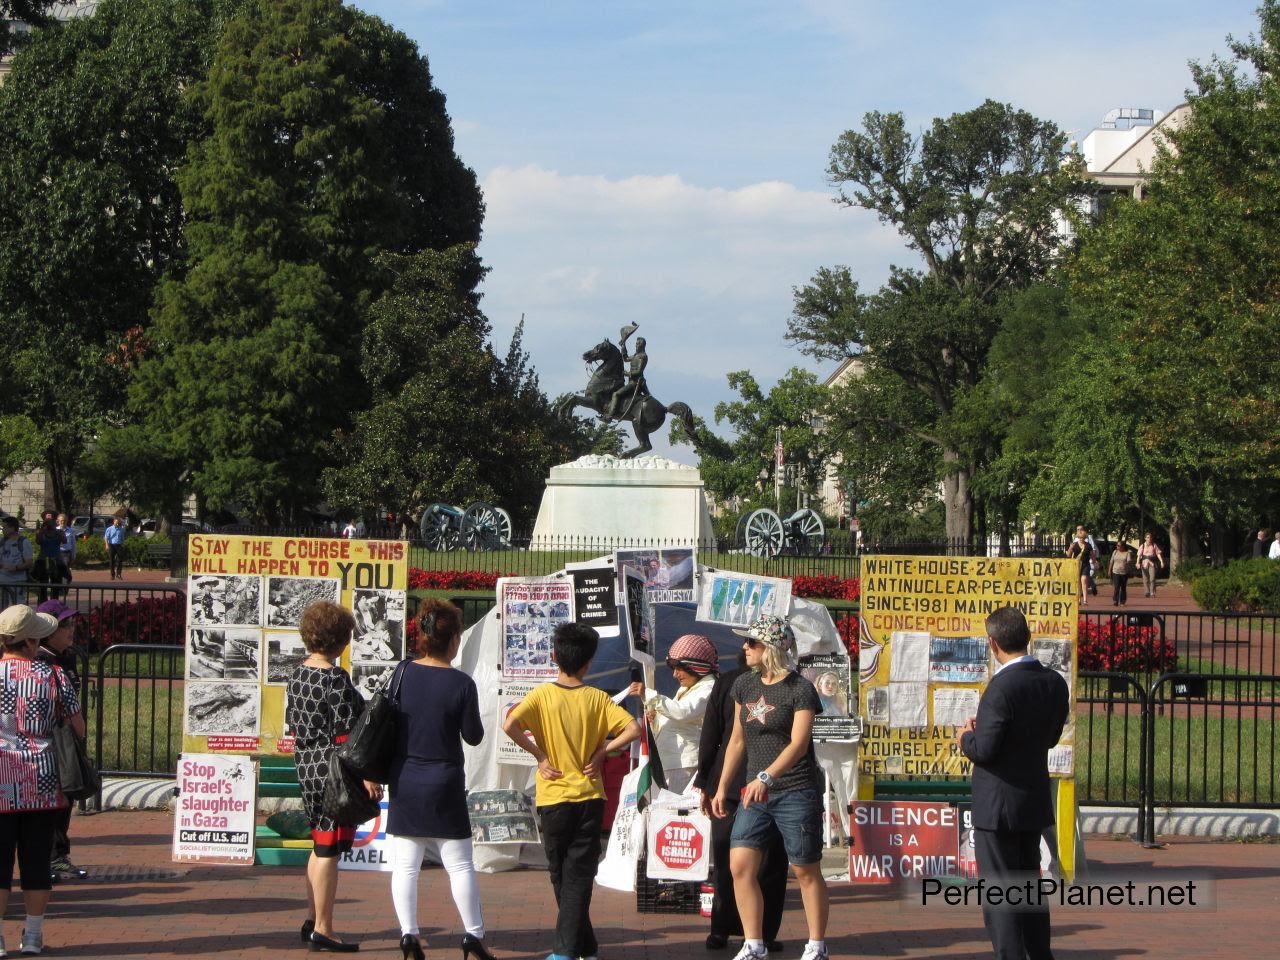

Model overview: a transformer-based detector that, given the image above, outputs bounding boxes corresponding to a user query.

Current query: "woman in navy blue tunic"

[388,599,494,960]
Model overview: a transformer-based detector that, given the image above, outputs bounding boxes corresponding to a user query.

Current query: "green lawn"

[87,680,184,777]
[1076,708,1279,805]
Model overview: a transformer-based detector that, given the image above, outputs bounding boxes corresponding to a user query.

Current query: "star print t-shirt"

[731,670,822,793]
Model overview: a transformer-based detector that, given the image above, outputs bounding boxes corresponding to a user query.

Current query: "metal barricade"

[92,643,185,785]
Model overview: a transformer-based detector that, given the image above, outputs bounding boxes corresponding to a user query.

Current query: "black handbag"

[320,747,381,825]
[54,722,101,803]
[336,661,406,783]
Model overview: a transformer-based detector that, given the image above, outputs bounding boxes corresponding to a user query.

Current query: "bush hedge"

[1190,558,1280,613]
[72,534,166,568]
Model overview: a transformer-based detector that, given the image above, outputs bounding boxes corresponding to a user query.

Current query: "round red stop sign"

[654,819,704,870]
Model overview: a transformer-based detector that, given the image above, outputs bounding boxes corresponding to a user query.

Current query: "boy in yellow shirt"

[503,623,641,960]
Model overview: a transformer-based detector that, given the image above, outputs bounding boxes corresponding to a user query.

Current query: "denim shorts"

[729,787,822,865]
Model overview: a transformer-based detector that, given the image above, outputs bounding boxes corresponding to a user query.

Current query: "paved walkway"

[10,811,1276,959]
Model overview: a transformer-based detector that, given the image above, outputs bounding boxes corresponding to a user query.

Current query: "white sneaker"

[19,928,42,956]
[732,944,768,960]
[799,944,827,960]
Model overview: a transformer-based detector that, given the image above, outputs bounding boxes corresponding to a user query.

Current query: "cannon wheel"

[461,502,511,552]
[419,503,460,552]
[744,508,784,558]
[734,511,751,550]
[788,508,825,554]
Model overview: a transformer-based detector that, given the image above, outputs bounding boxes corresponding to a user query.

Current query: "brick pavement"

[6,811,1276,960]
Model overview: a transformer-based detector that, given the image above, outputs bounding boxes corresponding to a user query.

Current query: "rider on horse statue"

[602,323,650,419]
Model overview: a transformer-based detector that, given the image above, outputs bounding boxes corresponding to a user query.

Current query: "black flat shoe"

[705,935,729,950]
[301,920,316,943]
[461,934,495,960]
[401,935,425,960]
[309,931,358,953]
[765,941,784,954]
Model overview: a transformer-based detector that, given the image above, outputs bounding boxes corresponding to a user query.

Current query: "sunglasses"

[665,658,682,670]
[743,638,764,648]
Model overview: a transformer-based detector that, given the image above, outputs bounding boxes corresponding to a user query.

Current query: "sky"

[353,0,1262,461]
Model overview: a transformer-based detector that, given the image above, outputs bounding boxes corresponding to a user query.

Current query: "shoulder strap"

[389,659,408,703]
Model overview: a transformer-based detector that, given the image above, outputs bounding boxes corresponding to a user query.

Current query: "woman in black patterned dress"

[287,601,381,953]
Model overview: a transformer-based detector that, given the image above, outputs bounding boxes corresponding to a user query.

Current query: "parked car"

[70,514,119,540]
[139,517,215,537]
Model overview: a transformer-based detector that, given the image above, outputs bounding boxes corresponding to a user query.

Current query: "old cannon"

[419,502,513,552]
[735,507,825,558]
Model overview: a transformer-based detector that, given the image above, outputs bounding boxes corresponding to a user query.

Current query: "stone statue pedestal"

[530,455,715,548]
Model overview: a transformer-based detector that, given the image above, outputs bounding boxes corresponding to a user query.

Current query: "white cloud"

[475,165,904,457]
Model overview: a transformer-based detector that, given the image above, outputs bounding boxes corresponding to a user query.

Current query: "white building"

[1081,104,1191,205]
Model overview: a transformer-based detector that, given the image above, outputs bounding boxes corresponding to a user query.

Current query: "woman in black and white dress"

[287,601,381,953]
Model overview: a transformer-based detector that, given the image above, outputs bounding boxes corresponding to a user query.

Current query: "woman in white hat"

[711,615,829,960]
[629,633,719,794]
[0,604,85,956]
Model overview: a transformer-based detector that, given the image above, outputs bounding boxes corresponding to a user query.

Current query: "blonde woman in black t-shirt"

[711,615,829,960]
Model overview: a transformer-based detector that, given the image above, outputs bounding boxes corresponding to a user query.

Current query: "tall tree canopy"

[1029,1,1280,566]
[675,367,832,516]
[320,250,601,527]
[0,0,234,511]
[131,0,483,522]
[789,102,1085,543]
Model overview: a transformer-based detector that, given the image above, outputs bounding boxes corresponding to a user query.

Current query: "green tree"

[1029,3,1280,567]
[790,102,1085,544]
[324,264,604,529]
[675,367,831,514]
[0,0,233,512]
[133,0,482,522]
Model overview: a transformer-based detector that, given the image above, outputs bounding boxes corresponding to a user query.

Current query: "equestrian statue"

[554,323,699,458]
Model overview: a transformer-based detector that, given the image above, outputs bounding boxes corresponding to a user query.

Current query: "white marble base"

[530,455,715,548]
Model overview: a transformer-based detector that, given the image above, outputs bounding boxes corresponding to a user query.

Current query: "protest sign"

[495,679,540,766]
[848,800,959,884]
[172,754,256,864]
[857,556,1077,778]
[567,562,620,637]
[183,535,408,757]
[622,567,654,665]
[499,577,573,679]
[695,571,790,628]
[797,653,859,741]
[614,548,697,604]
[646,803,711,881]
[468,790,540,843]
[338,800,392,872]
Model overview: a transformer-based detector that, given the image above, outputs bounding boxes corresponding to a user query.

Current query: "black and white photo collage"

[349,588,407,700]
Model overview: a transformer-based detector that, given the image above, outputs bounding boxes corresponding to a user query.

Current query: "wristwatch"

[756,771,774,787]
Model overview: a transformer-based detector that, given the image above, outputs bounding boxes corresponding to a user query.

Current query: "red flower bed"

[76,595,185,652]
[1077,617,1177,673]
[833,613,860,666]
[791,575,860,600]
[407,569,508,591]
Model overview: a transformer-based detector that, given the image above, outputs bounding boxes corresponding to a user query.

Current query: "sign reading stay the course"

[172,753,257,864]
[182,534,408,758]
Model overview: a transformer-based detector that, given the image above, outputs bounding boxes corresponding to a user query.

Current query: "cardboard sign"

[646,804,710,881]
[848,800,959,884]
[172,754,257,864]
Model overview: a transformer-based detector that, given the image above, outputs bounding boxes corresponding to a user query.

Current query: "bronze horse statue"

[555,339,698,458]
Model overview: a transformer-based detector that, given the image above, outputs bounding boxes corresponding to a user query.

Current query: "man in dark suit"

[696,657,788,952]
[959,607,1070,960]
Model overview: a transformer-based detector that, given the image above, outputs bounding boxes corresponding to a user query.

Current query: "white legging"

[389,835,485,938]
